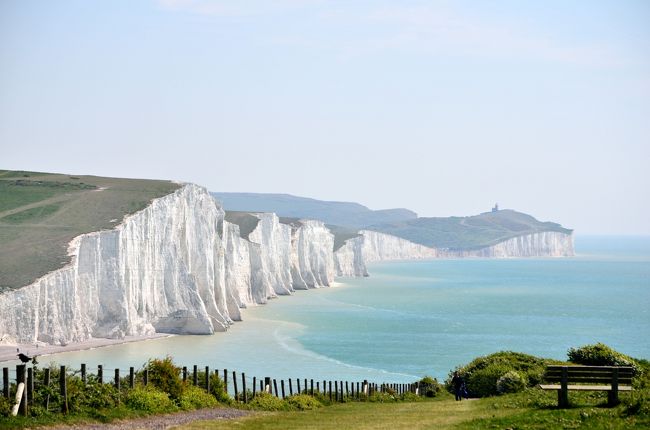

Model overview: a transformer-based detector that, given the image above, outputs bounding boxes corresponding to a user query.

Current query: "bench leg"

[558,367,569,408]
[558,389,569,408]
[608,389,619,407]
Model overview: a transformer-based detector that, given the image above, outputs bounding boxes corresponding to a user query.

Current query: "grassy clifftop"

[368,209,573,250]
[0,170,181,292]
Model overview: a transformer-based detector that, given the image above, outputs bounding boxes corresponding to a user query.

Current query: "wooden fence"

[2,363,427,416]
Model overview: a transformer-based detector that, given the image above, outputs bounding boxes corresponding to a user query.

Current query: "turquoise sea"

[35,236,650,383]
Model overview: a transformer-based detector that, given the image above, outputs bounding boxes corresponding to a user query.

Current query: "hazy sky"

[1,1,648,235]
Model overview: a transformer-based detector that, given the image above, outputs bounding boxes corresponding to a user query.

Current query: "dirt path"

[45,407,251,430]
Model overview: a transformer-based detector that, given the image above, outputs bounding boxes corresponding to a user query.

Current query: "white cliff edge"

[0,184,574,345]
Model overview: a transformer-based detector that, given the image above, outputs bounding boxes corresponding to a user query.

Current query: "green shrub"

[496,370,527,394]
[209,372,231,404]
[125,386,178,413]
[568,343,640,375]
[368,392,397,403]
[447,351,551,398]
[418,376,441,397]
[0,396,11,417]
[179,385,219,410]
[248,392,287,411]
[621,389,650,417]
[146,356,184,400]
[53,374,119,413]
[466,363,511,397]
[284,394,323,410]
[401,392,423,402]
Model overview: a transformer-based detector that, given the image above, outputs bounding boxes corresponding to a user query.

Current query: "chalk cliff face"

[333,237,368,277]
[247,213,293,300]
[289,220,335,289]
[0,184,232,345]
[0,183,575,346]
[442,232,575,258]
[358,230,439,262]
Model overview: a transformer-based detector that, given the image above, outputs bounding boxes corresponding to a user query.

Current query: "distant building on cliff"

[492,203,499,212]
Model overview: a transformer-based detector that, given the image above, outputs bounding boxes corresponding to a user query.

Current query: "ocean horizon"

[10,235,649,385]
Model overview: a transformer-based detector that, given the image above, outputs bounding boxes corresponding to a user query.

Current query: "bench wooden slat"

[546,366,634,373]
[544,376,633,384]
[540,384,633,392]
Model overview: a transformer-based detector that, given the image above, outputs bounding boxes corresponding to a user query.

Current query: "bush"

[62,375,119,413]
[209,372,231,404]
[125,386,178,413]
[0,396,11,417]
[179,385,219,410]
[418,376,441,397]
[401,392,423,402]
[146,357,184,400]
[568,343,640,375]
[284,394,323,410]
[248,392,287,411]
[496,370,527,394]
[368,392,397,403]
[447,351,550,398]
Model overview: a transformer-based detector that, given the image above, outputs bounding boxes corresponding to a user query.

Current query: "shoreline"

[0,333,172,363]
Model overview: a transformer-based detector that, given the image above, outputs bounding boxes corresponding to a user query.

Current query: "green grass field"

[177,391,649,430]
[0,169,180,292]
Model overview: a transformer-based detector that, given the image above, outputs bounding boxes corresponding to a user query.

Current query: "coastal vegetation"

[0,170,180,291]
[0,344,647,429]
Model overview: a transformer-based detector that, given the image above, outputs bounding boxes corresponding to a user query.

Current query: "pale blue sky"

[1,1,649,234]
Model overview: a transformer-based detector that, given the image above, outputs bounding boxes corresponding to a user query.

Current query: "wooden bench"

[540,365,633,408]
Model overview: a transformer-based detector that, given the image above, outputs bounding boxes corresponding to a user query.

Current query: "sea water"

[38,236,650,383]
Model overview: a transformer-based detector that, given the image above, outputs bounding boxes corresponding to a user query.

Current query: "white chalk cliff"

[0,184,574,345]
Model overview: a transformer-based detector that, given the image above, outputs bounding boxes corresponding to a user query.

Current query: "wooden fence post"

[182,366,187,383]
[252,376,257,397]
[114,369,120,390]
[233,371,239,400]
[43,368,51,409]
[264,377,271,394]
[2,367,8,399]
[289,378,293,396]
[297,378,301,394]
[205,366,210,392]
[329,381,332,402]
[311,379,314,396]
[281,380,286,399]
[273,379,278,397]
[27,368,33,405]
[224,369,228,395]
[59,365,68,414]
[129,367,135,389]
[193,365,198,386]
[81,363,86,385]
[16,364,27,416]
[143,369,149,386]
[97,365,103,384]
[242,373,247,403]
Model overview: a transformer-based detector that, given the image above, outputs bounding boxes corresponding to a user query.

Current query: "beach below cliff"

[0,333,172,364]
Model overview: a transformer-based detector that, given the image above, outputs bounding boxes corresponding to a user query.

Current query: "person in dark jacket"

[451,371,464,401]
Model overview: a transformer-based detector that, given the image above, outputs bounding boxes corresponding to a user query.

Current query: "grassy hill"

[368,210,573,250]
[0,170,180,292]
[212,193,417,229]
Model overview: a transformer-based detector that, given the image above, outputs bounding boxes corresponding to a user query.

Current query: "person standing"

[451,371,464,401]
